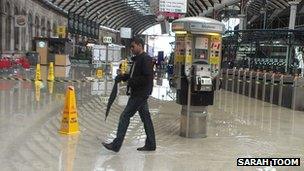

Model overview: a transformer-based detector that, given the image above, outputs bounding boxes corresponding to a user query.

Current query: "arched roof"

[42,0,302,34]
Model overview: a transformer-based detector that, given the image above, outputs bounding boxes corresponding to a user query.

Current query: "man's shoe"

[137,146,156,151]
[102,142,119,152]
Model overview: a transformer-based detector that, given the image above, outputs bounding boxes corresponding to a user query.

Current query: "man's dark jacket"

[120,52,153,97]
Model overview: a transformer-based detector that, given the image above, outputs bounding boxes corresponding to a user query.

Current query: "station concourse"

[1,0,304,170]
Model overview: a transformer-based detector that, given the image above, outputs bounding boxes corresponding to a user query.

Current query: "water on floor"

[0,66,303,171]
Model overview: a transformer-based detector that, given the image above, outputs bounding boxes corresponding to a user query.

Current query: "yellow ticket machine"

[172,17,225,138]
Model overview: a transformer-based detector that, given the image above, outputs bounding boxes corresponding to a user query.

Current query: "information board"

[159,0,187,13]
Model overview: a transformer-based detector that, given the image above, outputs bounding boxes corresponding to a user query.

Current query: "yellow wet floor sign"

[48,62,55,81]
[35,64,41,81]
[59,86,80,135]
[96,69,103,79]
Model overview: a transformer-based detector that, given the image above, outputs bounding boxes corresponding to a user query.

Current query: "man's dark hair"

[131,36,145,47]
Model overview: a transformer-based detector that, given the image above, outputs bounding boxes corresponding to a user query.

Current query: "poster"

[195,37,208,50]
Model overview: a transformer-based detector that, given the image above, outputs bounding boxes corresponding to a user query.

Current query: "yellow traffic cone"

[48,62,55,81]
[59,86,80,135]
[35,64,41,81]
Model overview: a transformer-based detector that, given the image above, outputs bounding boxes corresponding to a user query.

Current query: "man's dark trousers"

[112,95,156,151]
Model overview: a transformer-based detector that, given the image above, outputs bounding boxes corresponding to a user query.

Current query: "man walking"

[102,37,156,152]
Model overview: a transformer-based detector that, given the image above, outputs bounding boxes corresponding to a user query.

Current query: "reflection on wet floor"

[0,66,304,170]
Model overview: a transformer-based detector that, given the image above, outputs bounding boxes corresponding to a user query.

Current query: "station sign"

[103,37,112,44]
[190,22,224,33]
[159,0,187,13]
[120,27,132,39]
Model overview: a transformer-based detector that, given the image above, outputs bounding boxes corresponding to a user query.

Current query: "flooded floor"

[0,66,304,171]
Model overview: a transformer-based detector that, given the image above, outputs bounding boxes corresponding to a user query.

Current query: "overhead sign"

[15,15,27,27]
[159,0,187,13]
[190,23,224,33]
[120,27,132,39]
[57,26,67,38]
[103,36,112,44]
[96,69,103,79]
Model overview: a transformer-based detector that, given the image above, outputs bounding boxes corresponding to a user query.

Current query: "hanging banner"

[120,27,132,39]
[15,15,27,27]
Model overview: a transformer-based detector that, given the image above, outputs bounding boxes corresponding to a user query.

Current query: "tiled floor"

[0,66,304,171]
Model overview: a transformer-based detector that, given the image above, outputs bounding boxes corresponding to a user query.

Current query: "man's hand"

[115,74,129,82]
[115,75,122,82]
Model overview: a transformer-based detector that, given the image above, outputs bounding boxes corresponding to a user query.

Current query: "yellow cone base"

[59,130,79,135]
[59,112,79,135]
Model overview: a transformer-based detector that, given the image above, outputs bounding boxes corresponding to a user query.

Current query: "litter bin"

[26,51,39,66]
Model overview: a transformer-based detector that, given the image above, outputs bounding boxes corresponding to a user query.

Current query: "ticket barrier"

[235,69,242,93]
[237,69,245,94]
[221,69,227,90]
[221,67,304,111]
[232,69,239,93]
[263,73,272,102]
[293,77,304,110]
[280,75,294,108]
[256,72,264,100]
[270,74,281,105]
[244,70,252,96]
[250,71,257,98]
[232,69,237,93]
[225,69,234,91]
